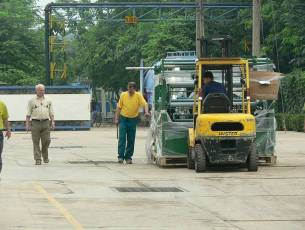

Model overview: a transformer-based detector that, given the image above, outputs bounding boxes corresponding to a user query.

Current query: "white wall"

[0,94,91,121]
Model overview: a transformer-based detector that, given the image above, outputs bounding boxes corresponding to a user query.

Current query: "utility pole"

[140,59,144,95]
[45,5,51,85]
[196,0,204,58]
[252,0,261,57]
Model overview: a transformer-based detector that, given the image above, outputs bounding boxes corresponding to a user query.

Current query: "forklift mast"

[199,35,233,58]
[198,36,234,104]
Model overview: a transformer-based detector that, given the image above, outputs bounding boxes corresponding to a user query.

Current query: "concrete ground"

[0,128,305,230]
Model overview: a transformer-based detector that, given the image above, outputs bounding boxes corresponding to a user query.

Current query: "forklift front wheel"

[247,143,258,172]
[195,144,207,173]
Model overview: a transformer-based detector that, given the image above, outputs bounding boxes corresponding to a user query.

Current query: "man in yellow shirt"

[0,101,11,175]
[115,82,149,164]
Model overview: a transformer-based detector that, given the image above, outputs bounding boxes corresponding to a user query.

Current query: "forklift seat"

[202,93,231,113]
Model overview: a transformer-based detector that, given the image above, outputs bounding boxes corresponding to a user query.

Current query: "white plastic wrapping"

[254,109,277,156]
[145,110,192,162]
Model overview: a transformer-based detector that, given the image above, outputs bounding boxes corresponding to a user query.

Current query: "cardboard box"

[250,71,283,100]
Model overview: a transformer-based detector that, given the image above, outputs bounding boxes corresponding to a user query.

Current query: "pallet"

[151,152,187,166]
[151,151,277,167]
[258,155,277,166]
[157,156,187,166]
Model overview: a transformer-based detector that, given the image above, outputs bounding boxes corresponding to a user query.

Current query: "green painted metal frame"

[44,2,252,85]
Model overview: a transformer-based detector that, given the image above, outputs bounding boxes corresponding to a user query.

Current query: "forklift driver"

[203,71,226,97]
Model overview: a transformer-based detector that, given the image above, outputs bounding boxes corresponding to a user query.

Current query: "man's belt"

[32,119,49,122]
[120,115,138,120]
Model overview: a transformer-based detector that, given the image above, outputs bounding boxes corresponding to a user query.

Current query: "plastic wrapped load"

[254,109,276,157]
[146,110,192,162]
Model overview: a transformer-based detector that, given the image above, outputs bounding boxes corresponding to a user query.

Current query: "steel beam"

[46,3,252,10]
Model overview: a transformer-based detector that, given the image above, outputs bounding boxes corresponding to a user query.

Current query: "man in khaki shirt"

[26,84,55,165]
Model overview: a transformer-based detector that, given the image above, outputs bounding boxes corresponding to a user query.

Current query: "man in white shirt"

[26,84,55,165]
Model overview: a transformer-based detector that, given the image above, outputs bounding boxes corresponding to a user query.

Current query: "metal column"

[45,5,51,85]
[140,59,144,94]
[196,0,204,58]
[252,0,261,57]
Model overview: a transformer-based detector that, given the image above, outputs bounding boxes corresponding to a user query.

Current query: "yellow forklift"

[188,37,257,172]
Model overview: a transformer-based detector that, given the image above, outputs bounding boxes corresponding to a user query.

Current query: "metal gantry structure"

[44,2,252,85]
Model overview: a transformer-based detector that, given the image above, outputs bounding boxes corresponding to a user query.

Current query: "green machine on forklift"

[146,41,279,166]
[147,51,195,166]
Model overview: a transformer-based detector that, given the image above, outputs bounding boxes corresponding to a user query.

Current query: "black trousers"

[0,132,3,174]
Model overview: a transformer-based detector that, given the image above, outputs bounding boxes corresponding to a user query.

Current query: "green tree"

[0,0,45,85]
[262,0,305,73]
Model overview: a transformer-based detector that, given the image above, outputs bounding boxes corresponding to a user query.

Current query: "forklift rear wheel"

[195,144,207,172]
[187,148,195,169]
[247,143,258,172]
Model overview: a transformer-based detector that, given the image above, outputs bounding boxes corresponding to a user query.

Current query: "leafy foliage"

[66,17,195,92]
[277,70,305,114]
[0,0,44,85]
[261,0,305,72]
[276,113,305,132]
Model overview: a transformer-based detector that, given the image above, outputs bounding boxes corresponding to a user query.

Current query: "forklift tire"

[247,143,258,172]
[195,144,207,172]
[187,148,195,169]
